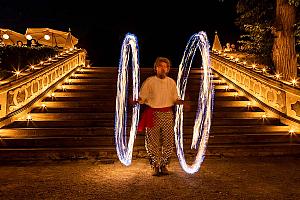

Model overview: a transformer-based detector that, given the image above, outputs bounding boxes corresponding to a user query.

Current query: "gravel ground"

[0,156,299,200]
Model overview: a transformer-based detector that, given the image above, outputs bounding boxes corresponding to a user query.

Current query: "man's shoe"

[152,167,160,176]
[160,166,169,175]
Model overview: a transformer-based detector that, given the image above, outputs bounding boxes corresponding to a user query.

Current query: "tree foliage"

[235,0,300,68]
[235,0,275,67]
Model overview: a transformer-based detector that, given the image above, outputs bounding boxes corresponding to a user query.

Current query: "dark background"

[0,0,240,67]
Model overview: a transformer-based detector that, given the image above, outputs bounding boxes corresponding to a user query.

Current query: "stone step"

[0,147,119,161]
[0,124,290,137]
[40,95,248,103]
[207,133,297,144]
[6,117,283,128]
[57,84,117,90]
[52,85,227,92]
[39,96,249,105]
[39,99,250,109]
[27,110,268,118]
[45,91,116,98]
[47,91,241,99]
[30,106,264,114]
[0,67,297,161]
[72,73,218,80]
[205,143,300,157]
[39,101,116,110]
[0,143,299,162]
[23,112,280,123]
[0,133,297,148]
[83,67,207,73]
[0,136,116,148]
[72,73,220,80]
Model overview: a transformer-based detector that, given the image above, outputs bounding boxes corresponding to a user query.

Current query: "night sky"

[1,0,240,67]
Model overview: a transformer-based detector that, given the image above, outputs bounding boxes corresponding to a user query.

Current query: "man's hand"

[175,99,191,111]
[132,99,140,105]
[129,97,141,106]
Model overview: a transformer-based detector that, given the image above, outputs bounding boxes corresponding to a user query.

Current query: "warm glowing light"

[291,78,298,86]
[230,56,234,59]
[26,114,32,121]
[115,33,140,166]
[41,103,46,108]
[40,61,44,65]
[289,129,295,134]
[225,85,229,91]
[275,74,281,80]
[175,31,214,174]
[252,64,256,69]
[13,69,21,78]
[44,34,50,40]
[262,114,267,119]
[48,58,52,61]
[262,68,267,73]
[235,58,239,62]
[30,65,35,69]
[243,61,247,65]
[26,35,32,40]
[2,34,9,40]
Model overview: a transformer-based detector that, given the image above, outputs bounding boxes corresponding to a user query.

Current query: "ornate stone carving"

[291,101,300,117]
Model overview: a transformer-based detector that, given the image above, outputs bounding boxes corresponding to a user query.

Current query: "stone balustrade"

[0,48,86,127]
[211,53,300,130]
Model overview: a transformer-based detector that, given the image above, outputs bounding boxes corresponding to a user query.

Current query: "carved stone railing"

[210,53,300,130]
[0,48,87,127]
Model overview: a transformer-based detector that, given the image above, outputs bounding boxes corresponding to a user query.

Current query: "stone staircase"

[0,66,299,162]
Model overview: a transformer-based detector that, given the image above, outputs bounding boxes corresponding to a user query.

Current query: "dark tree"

[272,0,298,80]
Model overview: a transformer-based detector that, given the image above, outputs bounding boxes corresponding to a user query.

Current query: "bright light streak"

[175,31,214,174]
[115,33,140,166]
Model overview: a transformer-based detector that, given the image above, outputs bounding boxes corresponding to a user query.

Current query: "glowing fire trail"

[175,31,214,174]
[115,33,140,166]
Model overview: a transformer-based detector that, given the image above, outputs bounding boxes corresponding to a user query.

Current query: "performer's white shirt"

[139,76,179,108]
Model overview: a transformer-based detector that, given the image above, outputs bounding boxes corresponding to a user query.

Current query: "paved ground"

[0,156,300,200]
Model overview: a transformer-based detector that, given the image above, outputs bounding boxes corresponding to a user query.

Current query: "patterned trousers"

[145,111,175,168]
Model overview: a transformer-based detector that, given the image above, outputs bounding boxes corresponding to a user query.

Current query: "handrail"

[0,48,87,127]
[211,52,300,131]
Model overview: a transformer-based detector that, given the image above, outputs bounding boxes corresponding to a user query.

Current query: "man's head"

[154,57,171,79]
[17,41,23,47]
[31,39,36,45]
